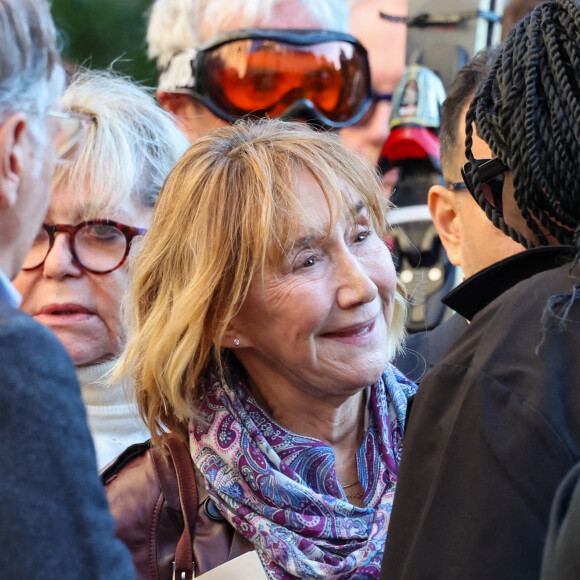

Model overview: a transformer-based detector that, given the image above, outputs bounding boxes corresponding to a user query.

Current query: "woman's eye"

[302,256,317,268]
[354,229,372,243]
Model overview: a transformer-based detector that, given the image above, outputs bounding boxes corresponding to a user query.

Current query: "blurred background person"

[341,0,407,165]
[501,0,548,39]
[14,69,188,469]
[0,0,134,577]
[394,47,524,383]
[106,119,415,578]
[146,0,372,141]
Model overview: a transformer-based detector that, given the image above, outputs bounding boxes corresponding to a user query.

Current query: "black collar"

[442,246,574,321]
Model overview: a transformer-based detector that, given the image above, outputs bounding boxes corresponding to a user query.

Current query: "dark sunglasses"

[460,157,510,212]
[158,28,372,129]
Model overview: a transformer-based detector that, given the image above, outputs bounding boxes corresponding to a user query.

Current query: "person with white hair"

[14,69,189,469]
[146,0,373,141]
[0,1,134,577]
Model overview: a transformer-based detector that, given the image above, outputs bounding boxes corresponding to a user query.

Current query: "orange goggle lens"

[199,38,370,125]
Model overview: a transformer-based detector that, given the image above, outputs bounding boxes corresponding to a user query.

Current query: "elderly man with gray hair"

[0,1,134,577]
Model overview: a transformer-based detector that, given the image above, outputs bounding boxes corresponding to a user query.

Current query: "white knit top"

[76,359,150,470]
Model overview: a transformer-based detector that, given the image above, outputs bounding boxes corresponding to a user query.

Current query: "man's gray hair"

[54,69,189,213]
[0,0,62,118]
[147,0,350,71]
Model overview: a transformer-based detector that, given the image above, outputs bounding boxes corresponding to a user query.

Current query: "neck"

[245,372,366,489]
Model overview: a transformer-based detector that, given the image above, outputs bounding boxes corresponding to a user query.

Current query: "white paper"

[197,551,268,579]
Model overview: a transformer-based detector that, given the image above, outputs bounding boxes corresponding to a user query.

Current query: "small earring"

[233,338,240,347]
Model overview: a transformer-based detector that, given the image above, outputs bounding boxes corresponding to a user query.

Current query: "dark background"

[52,0,157,85]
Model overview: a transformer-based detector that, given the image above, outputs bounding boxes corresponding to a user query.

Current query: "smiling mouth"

[321,319,376,339]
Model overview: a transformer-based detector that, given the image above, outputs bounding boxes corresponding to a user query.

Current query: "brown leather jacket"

[102,440,253,579]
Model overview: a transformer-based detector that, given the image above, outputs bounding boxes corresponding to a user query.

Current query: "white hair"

[147,0,350,71]
[55,69,189,213]
[0,0,62,119]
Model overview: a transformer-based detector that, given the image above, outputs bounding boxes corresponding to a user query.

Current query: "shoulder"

[394,314,469,383]
[0,302,74,365]
[0,304,81,422]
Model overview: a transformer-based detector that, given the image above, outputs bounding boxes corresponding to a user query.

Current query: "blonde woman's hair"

[118,118,406,444]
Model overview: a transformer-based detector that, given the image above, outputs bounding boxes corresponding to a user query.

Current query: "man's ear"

[156,91,198,140]
[428,184,462,267]
[0,113,27,210]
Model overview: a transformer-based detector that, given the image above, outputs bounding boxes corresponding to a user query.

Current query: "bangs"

[259,148,387,274]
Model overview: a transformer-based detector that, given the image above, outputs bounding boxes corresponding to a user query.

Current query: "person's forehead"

[350,0,407,92]
[199,0,324,43]
[45,185,145,225]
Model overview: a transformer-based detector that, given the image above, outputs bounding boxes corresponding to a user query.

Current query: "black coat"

[394,314,469,384]
[382,247,580,580]
[541,461,580,579]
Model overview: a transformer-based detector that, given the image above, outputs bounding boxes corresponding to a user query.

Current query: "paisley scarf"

[188,360,416,579]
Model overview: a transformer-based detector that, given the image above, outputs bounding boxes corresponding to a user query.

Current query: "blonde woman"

[108,119,415,579]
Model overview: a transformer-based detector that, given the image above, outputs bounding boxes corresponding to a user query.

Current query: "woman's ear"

[222,319,254,350]
[428,184,462,267]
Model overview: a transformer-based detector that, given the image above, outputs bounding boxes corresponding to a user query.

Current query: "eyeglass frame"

[166,28,373,129]
[460,157,510,213]
[22,219,147,275]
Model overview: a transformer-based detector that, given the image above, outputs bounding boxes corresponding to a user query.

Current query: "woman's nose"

[42,233,82,279]
[336,253,377,309]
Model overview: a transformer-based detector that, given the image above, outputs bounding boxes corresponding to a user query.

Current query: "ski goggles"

[158,29,372,129]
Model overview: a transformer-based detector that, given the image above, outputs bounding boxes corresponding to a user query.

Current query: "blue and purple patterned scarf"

[188,360,416,579]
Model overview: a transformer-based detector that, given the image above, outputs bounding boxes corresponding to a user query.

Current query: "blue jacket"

[0,302,135,579]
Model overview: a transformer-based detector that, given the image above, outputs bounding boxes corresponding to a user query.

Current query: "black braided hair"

[464,0,580,252]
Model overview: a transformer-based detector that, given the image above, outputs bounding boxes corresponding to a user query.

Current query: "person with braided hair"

[380,1,580,578]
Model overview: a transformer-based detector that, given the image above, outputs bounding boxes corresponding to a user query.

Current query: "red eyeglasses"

[158,28,372,129]
[22,220,147,274]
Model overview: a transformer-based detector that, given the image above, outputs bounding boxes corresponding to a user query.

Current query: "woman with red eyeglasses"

[13,69,188,469]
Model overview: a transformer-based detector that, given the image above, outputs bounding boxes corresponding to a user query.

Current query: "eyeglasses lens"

[205,39,367,123]
[75,223,129,272]
[22,227,50,270]
[22,223,130,273]
[480,178,505,211]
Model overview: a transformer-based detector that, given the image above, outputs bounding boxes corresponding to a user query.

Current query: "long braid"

[465,0,580,251]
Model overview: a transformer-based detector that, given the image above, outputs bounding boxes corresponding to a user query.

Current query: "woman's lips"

[35,304,94,324]
[321,318,377,344]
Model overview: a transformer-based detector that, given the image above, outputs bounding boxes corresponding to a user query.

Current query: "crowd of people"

[2,0,580,578]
